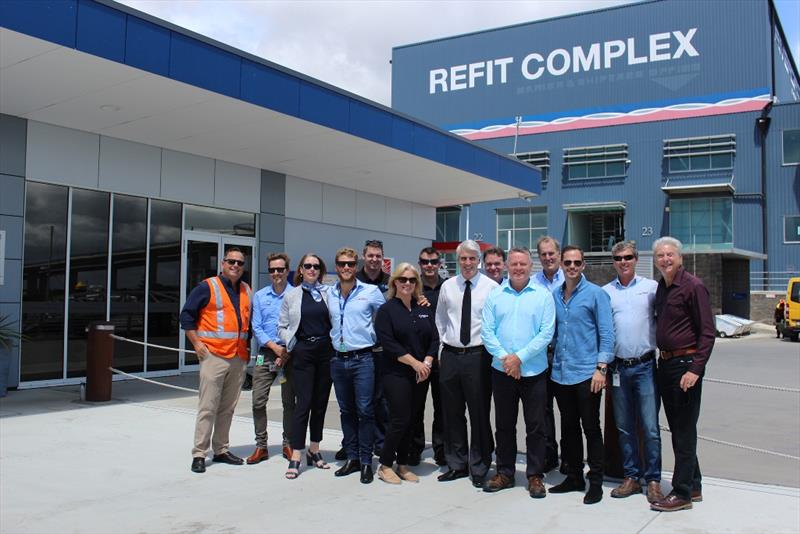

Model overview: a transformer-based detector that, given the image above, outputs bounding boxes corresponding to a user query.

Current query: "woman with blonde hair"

[374,263,439,484]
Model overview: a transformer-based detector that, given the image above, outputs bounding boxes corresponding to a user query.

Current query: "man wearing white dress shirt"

[435,240,499,487]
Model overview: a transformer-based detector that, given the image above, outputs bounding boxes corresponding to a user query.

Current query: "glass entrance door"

[181,231,255,370]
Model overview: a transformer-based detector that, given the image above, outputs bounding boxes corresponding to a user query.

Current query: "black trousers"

[658,356,703,500]
[544,354,560,466]
[380,371,427,466]
[552,377,604,486]
[439,348,493,477]
[373,350,389,452]
[492,368,547,478]
[410,365,443,458]
[289,339,333,451]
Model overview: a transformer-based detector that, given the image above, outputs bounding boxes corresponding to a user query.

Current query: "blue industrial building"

[392,0,800,317]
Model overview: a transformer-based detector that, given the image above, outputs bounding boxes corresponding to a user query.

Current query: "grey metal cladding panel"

[765,104,800,272]
[0,215,23,260]
[259,212,285,244]
[261,169,286,215]
[285,176,322,222]
[98,136,161,197]
[161,149,214,206]
[0,114,26,177]
[321,184,356,227]
[26,122,99,188]
[0,259,21,303]
[214,160,260,213]
[0,302,21,388]
[0,174,25,217]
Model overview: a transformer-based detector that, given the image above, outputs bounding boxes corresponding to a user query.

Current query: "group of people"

[180,234,714,513]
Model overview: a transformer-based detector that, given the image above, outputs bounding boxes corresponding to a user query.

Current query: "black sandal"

[306,451,330,469]
[285,460,301,479]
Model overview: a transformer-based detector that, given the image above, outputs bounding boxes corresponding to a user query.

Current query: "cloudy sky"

[119,0,800,106]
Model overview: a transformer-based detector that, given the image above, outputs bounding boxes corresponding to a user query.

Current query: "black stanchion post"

[86,322,115,402]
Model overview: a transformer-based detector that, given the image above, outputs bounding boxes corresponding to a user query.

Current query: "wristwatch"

[595,365,608,376]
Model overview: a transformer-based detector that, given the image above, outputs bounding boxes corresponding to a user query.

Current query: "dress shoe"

[246,448,269,465]
[433,450,447,466]
[282,444,292,460]
[212,451,244,465]
[584,484,603,505]
[360,465,374,484]
[471,475,485,488]
[611,477,642,498]
[647,481,665,503]
[397,466,419,483]
[377,465,402,484]
[335,447,347,461]
[407,451,422,466]
[335,460,361,477]
[651,492,693,512]
[482,473,515,493]
[691,489,703,502]
[191,457,206,473]
[437,468,469,482]
[528,475,546,498]
[549,476,585,494]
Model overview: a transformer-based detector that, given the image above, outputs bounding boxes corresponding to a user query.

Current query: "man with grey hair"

[603,241,663,504]
[650,236,715,512]
[436,240,499,486]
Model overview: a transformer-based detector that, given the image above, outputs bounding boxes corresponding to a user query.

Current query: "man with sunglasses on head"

[408,247,447,466]
[247,253,295,465]
[603,241,663,504]
[181,247,253,474]
[328,247,385,483]
[549,245,614,504]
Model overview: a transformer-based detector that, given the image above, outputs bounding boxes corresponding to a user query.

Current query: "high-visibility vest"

[196,276,252,360]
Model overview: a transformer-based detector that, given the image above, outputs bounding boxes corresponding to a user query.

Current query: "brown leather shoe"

[647,481,664,503]
[650,493,693,512]
[528,475,546,498]
[691,489,703,502]
[246,448,269,464]
[282,444,292,460]
[482,473,515,493]
[611,477,642,498]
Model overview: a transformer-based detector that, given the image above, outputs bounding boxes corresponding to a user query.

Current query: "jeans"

[331,351,375,464]
[658,356,703,500]
[611,357,662,482]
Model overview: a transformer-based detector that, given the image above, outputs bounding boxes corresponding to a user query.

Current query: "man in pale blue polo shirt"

[603,241,664,504]
[480,247,555,498]
[549,245,615,505]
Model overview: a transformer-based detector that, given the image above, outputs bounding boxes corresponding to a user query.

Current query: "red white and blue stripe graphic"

[450,90,772,140]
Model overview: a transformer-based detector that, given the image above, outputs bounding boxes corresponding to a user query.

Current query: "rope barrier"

[703,377,800,394]
[659,425,800,461]
[108,367,199,394]
[109,334,196,354]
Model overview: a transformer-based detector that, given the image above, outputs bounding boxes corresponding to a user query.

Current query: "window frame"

[664,134,736,173]
[784,214,800,244]
[515,150,550,184]
[782,129,800,166]
[563,144,628,180]
[496,206,548,251]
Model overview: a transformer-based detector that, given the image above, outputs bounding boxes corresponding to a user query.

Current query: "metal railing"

[750,271,797,292]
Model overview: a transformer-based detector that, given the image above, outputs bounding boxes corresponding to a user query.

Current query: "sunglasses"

[612,254,636,262]
[302,263,321,270]
[562,260,583,267]
[224,259,245,266]
[396,277,417,285]
[268,267,286,273]
[336,260,357,268]
[418,258,439,265]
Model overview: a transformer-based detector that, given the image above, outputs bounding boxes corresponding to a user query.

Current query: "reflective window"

[148,200,181,371]
[785,215,800,244]
[436,208,461,242]
[784,129,800,165]
[67,189,110,378]
[184,205,255,236]
[671,197,733,249]
[564,144,628,180]
[21,182,68,382]
[497,207,547,251]
[664,135,735,172]
[110,195,147,373]
[515,151,550,183]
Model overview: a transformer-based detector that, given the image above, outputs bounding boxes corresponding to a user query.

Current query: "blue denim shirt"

[481,278,556,377]
[329,279,385,352]
[552,275,615,385]
[251,283,293,348]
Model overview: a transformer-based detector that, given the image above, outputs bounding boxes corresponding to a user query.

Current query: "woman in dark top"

[374,262,439,484]
[278,253,333,479]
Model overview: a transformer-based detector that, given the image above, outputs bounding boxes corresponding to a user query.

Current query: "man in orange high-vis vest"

[181,247,253,474]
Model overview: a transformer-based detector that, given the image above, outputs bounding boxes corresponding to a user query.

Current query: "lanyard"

[338,283,357,351]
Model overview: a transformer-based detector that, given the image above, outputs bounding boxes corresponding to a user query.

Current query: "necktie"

[460,279,472,346]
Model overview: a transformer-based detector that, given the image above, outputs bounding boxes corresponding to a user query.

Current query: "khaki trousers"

[192,354,246,458]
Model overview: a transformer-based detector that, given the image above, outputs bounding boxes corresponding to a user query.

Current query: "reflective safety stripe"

[208,277,225,332]
[196,331,243,339]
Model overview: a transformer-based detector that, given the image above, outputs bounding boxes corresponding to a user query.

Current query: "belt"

[297,336,326,343]
[336,347,375,358]
[616,351,655,367]
[442,343,485,355]
[659,347,697,361]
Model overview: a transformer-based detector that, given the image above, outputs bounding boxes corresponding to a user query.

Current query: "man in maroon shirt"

[650,237,715,512]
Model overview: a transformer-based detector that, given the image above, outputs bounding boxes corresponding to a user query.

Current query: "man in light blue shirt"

[328,246,385,483]
[603,241,663,504]
[249,252,295,464]
[549,245,614,505]
[480,247,555,497]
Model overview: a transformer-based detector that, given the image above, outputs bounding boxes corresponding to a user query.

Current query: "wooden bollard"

[85,322,115,402]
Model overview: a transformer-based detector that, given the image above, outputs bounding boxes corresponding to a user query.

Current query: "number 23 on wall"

[641,226,654,237]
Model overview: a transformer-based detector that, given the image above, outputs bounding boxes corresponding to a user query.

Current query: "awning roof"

[661,181,736,194]
[0,0,540,207]
[562,201,626,213]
